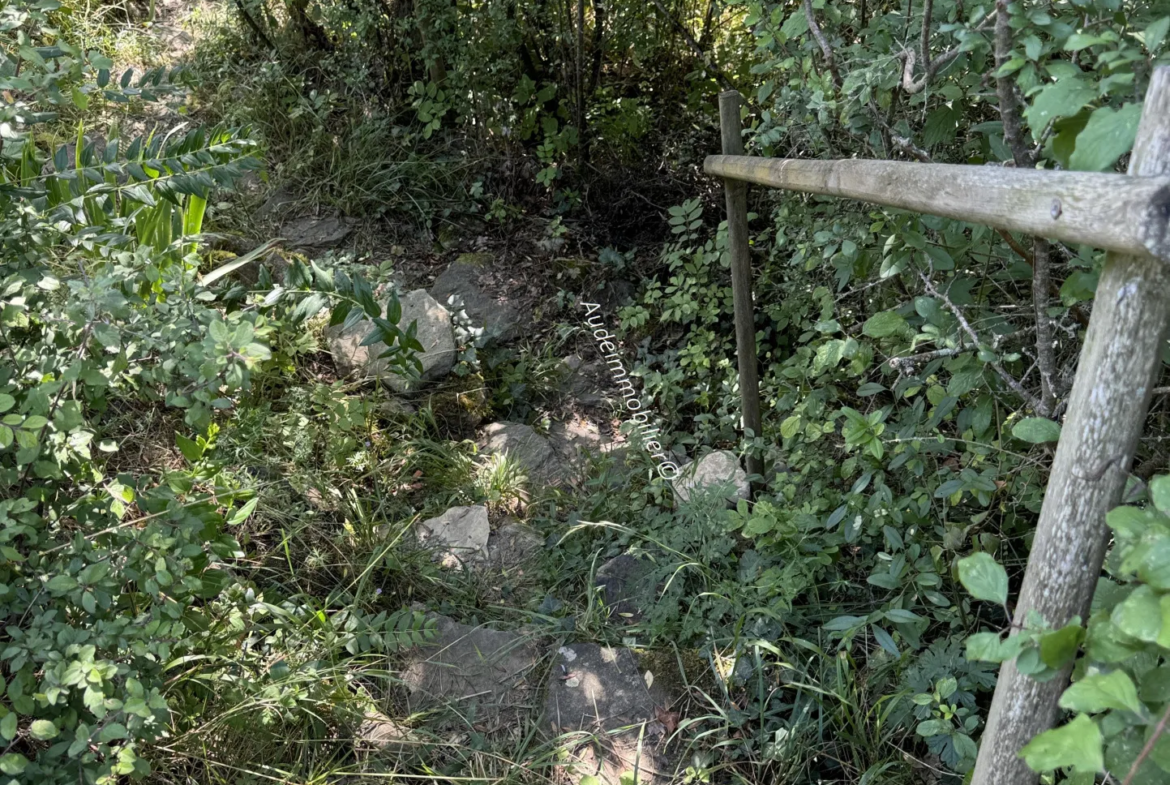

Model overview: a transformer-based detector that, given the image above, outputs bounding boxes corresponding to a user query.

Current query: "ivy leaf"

[957,552,1009,604]
[1019,714,1103,774]
[1069,104,1142,172]
[1059,670,1144,715]
[1012,417,1061,444]
[863,310,906,338]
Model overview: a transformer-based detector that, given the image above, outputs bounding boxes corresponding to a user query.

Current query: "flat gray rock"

[402,615,538,728]
[486,519,542,571]
[255,186,297,221]
[545,644,676,784]
[282,215,351,248]
[595,554,657,624]
[558,354,608,408]
[673,450,749,506]
[417,505,490,570]
[430,259,523,342]
[326,289,456,392]
[355,710,417,758]
[481,422,567,486]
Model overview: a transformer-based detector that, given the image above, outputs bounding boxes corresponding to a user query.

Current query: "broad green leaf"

[1012,417,1061,444]
[98,722,128,742]
[966,631,1023,662]
[175,433,204,463]
[0,753,27,775]
[0,713,13,742]
[228,497,259,526]
[29,719,58,740]
[1145,16,1170,53]
[1159,594,1170,650]
[0,394,13,413]
[1059,670,1144,714]
[917,719,949,736]
[863,310,906,338]
[1019,714,1103,774]
[1069,104,1142,172]
[46,574,78,592]
[21,415,47,430]
[957,552,1009,604]
[953,733,978,762]
[1111,585,1162,643]
[884,608,922,624]
[1039,622,1085,668]
[1024,79,1096,131]
[1149,475,1170,515]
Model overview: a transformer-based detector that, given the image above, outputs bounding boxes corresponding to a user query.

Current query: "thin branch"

[1032,238,1057,415]
[803,0,841,87]
[994,0,1033,167]
[1122,702,1170,785]
[918,270,1042,411]
[899,9,993,94]
[889,346,963,371]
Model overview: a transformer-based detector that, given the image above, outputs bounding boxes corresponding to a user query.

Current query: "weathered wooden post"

[717,90,765,485]
[972,65,1170,785]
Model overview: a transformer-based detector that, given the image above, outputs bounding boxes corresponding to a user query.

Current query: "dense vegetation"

[1,0,1169,782]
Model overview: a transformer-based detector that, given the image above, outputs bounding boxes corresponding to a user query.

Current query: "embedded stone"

[326,289,456,391]
[480,422,567,486]
[672,450,749,505]
[594,554,658,624]
[402,614,539,726]
[430,259,523,342]
[486,520,543,571]
[416,505,490,570]
[282,215,351,248]
[545,643,676,784]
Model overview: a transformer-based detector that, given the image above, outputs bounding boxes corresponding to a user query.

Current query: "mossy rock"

[454,252,492,267]
[422,373,489,434]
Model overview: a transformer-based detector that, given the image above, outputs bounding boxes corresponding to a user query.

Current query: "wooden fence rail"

[710,65,1170,785]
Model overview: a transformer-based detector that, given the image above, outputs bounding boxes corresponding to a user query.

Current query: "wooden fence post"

[718,90,765,486]
[971,65,1170,785]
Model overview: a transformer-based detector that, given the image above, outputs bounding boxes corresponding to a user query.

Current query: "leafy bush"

[0,3,430,780]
